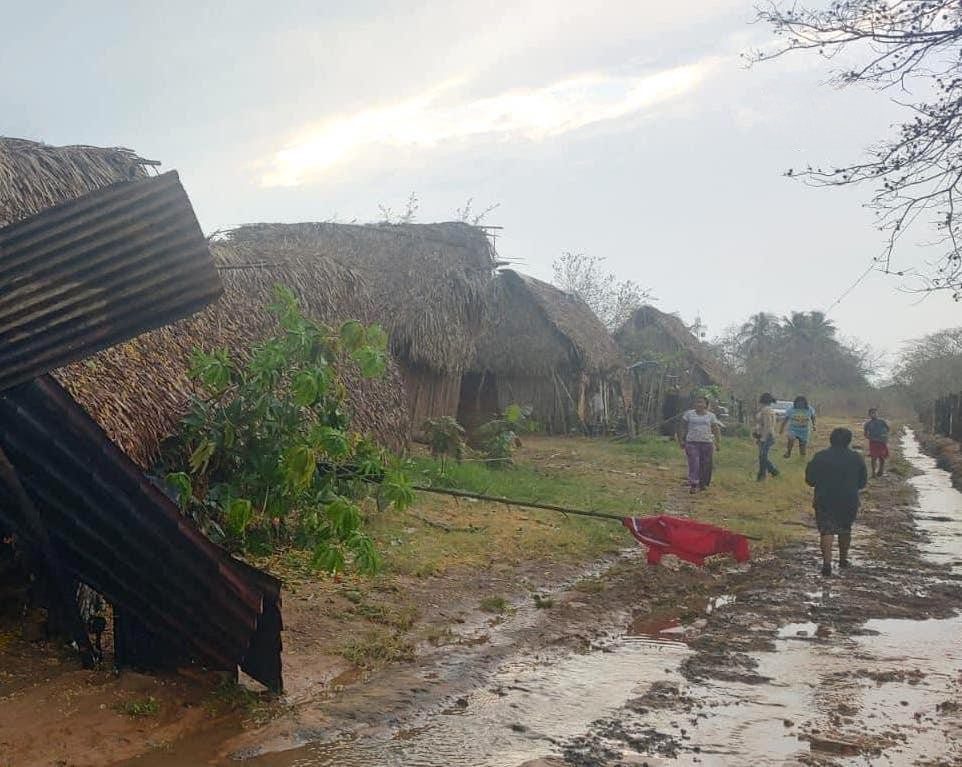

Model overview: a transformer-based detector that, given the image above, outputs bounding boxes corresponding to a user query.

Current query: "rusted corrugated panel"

[0,171,222,392]
[0,375,282,691]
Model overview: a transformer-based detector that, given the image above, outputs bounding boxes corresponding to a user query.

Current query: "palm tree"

[737,312,782,361]
[781,311,837,346]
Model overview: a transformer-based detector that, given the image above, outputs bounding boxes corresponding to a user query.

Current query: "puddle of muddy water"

[902,429,962,572]
[250,638,691,767]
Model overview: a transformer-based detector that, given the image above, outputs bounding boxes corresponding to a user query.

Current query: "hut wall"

[401,361,462,439]
[485,371,620,436]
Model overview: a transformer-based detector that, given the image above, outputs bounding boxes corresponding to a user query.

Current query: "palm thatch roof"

[0,137,408,466]
[226,222,497,374]
[59,239,410,465]
[616,305,731,388]
[0,137,156,227]
[474,270,623,377]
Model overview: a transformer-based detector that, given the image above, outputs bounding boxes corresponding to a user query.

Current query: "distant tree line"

[894,326,962,424]
[713,310,877,406]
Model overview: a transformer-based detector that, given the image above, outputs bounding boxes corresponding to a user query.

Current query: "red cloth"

[868,440,889,459]
[622,515,751,566]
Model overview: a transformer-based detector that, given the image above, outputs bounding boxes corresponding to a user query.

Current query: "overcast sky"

[2,1,956,368]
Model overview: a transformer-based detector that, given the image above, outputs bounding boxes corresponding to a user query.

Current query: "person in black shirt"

[805,427,868,576]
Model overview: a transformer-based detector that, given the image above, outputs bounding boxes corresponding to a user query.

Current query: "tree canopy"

[754,1,962,298]
[551,251,651,330]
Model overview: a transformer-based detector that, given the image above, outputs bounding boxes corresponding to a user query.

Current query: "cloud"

[260,59,720,187]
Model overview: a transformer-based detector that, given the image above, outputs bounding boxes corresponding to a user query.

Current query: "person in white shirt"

[677,396,722,494]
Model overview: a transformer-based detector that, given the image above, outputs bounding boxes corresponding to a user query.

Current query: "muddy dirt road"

[116,429,962,766]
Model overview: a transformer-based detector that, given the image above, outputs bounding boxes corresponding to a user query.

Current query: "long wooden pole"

[411,483,764,541]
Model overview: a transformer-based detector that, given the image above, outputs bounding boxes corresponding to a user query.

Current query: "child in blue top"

[780,395,816,458]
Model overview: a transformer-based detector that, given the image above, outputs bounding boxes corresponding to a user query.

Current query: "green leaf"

[312,544,345,574]
[165,472,192,511]
[225,498,254,536]
[281,444,316,489]
[364,324,389,351]
[292,370,321,407]
[189,439,216,474]
[325,498,362,537]
[222,421,236,449]
[189,349,232,393]
[339,320,366,352]
[504,403,523,425]
[349,533,380,575]
[381,469,414,510]
[352,346,387,379]
[312,425,350,459]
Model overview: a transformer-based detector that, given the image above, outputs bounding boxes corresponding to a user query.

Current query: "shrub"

[165,286,412,575]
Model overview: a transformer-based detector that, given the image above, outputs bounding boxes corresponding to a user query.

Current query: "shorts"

[788,431,809,444]
[814,504,855,535]
[868,441,889,459]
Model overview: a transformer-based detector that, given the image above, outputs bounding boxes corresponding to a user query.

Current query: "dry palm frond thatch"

[475,270,622,377]
[615,305,731,388]
[0,138,156,227]
[227,221,496,374]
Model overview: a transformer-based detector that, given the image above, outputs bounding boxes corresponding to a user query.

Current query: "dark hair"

[759,393,774,405]
[693,395,708,406]
[868,407,878,415]
[829,427,853,448]
[793,396,808,409]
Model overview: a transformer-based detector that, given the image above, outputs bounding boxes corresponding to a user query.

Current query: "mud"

[9,428,962,766]
[232,428,962,767]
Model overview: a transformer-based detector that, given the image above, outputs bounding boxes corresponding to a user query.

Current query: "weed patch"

[341,630,416,668]
[115,696,159,717]
[479,596,510,614]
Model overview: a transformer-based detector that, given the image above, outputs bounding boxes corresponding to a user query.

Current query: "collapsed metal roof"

[0,171,222,392]
[0,172,283,690]
[0,376,283,689]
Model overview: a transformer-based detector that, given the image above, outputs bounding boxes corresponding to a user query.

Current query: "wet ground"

[116,429,962,766]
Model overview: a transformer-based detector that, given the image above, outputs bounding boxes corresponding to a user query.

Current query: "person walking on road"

[678,396,722,494]
[780,395,816,458]
[754,393,779,481]
[805,427,868,576]
[863,408,890,478]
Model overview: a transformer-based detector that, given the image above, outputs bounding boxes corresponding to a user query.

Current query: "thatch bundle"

[0,137,409,466]
[475,270,622,377]
[616,305,731,387]
[227,222,496,375]
[0,138,154,227]
[464,270,625,434]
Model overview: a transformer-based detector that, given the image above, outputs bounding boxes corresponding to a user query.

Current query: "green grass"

[115,696,159,717]
[479,595,509,614]
[341,629,416,668]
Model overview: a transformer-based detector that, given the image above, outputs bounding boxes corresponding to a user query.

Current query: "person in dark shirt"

[863,408,891,478]
[805,427,868,576]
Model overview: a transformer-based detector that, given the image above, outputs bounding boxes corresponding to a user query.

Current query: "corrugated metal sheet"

[0,171,222,392]
[0,375,283,691]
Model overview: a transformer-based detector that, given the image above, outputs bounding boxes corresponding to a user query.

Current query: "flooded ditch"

[128,430,962,766]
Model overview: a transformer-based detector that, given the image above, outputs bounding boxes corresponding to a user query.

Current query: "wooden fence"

[933,392,962,442]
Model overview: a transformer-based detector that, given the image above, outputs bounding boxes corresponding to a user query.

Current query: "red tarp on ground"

[622,515,751,566]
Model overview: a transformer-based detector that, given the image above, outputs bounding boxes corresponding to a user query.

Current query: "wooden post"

[0,446,94,667]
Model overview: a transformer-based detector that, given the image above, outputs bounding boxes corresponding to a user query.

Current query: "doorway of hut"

[457,372,500,436]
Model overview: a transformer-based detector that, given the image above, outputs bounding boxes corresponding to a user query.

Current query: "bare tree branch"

[751,1,962,298]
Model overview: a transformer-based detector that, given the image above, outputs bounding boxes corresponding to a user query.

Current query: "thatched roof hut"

[0,138,408,465]
[226,222,497,434]
[615,305,732,432]
[0,138,155,227]
[461,270,626,434]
